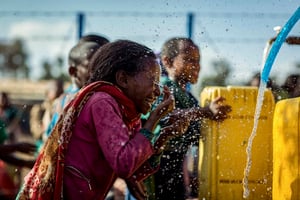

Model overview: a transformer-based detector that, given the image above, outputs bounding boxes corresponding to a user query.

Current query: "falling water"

[242,6,300,199]
[242,81,267,198]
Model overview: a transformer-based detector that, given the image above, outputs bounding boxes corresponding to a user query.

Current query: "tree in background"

[0,39,69,81]
[39,56,69,81]
[296,62,300,70]
[202,59,231,87]
[40,61,53,80]
[0,39,29,79]
[194,59,232,98]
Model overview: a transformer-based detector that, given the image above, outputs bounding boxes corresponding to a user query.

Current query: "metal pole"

[77,12,85,40]
[187,12,194,39]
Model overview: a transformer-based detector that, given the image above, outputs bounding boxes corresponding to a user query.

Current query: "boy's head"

[160,37,200,85]
[68,34,109,88]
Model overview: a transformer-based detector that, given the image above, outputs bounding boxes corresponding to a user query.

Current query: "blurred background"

[0,0,299,102]
[0,1,299,198]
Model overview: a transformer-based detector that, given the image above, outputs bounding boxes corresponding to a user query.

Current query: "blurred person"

[281,74,300,98]
[0,143,35,200]
[44,34,109,139]
[0,119,36,200]
[124,37,231,200]
[17,40,192,200]
[152,37,231,200]
[183,144,199,200]
[0,92,24,144]
[0,92,36,199]
[248,72,288,101]
[0,142,36,168]
[248,72,262,87]
[106,178,127,200]
[29,79,64,145]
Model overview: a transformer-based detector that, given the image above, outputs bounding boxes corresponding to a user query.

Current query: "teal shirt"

[156,77,201,152]
[143,77,201,200]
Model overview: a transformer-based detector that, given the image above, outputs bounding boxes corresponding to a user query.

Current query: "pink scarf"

[17,81,141,200]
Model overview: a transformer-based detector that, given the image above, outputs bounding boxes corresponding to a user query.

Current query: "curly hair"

[87,40,157,85]
[68,34,109,67]
[160,37,198,62]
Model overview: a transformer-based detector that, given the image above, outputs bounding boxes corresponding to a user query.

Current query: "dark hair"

[78,34,109,46]
[282,74,300,92]
[68,34,109,67]
[160,37,198,62]
[87,40,157,84]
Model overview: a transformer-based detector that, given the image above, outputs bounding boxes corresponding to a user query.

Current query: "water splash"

[242,82,266,198]
[242,7,300,199]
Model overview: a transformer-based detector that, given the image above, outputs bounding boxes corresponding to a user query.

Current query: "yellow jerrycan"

[272,97,300,200]
[199,86,274,200]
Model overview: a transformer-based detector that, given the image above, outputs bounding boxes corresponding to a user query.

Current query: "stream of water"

[242,6,300,199]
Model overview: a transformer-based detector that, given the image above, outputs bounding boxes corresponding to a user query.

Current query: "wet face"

[173,44,200,84]
[125,58,162,114]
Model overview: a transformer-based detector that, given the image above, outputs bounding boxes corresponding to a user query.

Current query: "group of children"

[2,35,233,200]
[3,32,299,200]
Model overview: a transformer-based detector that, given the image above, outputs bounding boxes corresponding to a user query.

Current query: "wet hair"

[87,40,157,85]
[68,34,109,67]
[160,37,198,62]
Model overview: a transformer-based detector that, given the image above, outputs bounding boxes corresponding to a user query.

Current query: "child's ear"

[115,70,129,89]
[68,66,77,76]
[161,56,173,69]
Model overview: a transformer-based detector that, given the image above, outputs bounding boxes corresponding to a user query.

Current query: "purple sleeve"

[90,97,154,179]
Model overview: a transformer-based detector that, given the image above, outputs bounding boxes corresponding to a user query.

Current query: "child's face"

[125,58,162,114]
[173,44,200,84]
[69,59,90,89]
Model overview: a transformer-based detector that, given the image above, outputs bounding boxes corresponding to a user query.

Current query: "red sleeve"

[90,95,154,179]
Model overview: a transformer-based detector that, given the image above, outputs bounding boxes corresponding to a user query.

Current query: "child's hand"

[162,109,192,137]
[153,109,192,153]
[15,142,37,154]
[209,97,232,122]
[153,86,175,118]
[144,86,175,132]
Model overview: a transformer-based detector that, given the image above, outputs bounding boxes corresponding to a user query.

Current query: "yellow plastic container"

[272,97,300,200]
[198,86,275,200]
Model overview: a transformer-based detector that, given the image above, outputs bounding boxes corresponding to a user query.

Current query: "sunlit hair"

[160,37,198,62]
[68,34,109,67]
[78,34,109,45]
[87,40,157,84]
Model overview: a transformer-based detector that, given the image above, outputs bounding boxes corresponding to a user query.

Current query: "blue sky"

[0,0,299,85]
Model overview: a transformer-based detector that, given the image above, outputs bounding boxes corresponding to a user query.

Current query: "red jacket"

[63,92,156,199]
